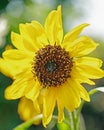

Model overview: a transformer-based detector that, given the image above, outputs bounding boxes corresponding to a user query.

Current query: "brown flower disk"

[33,45,73,87]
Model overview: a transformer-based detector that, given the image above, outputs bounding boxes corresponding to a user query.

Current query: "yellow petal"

[45,5,63,45]
[19,23,41,52]
[11,32,23,50]
[64,36,98,57]
[75,56,103,68]
[72,57,104,83]
[69,79,90,102]
[31,21,48,46]
[25,79,42,105]
[5,69,34,99]
[5,79,27,99]
[0,58,23,78]
[67,80,81,108]
[3,49,32,60]
[42,87,56,127]
[18,97,41,125]
[59,83,77,112]
[75,81,90,101]
[2,49,33,74]
[71,65,95,85]
[22,22,48,50]
[76,64,104,79]
[56,89,64,122]
[63,23,89,47]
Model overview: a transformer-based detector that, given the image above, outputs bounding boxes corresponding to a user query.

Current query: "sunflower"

[0,6,104,126]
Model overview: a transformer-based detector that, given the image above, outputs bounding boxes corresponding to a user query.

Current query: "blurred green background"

[0,0,104,130]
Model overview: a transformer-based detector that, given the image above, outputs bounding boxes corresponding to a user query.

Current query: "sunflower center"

[45,61,58,72]
[33,45,73,87]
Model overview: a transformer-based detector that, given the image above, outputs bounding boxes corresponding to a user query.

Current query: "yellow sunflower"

[0,5,104,126]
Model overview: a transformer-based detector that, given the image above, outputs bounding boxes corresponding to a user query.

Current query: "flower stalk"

[13,114,43,130]
[69,111,79,130]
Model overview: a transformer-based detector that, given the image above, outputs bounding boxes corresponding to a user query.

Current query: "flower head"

[0,6,104,126]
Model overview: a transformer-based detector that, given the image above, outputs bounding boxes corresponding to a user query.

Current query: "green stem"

[76,100,85,130]
[69,100,85,130]
[89,89,98,96]
[72,112,76,130]
[13,114,43,130]
[68,112,74,130]
[70,111,79,130]
[76,100,85,122]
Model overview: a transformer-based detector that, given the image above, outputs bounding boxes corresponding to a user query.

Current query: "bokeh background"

[0,0,104,130]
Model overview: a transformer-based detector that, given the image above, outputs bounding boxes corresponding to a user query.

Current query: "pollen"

[33,45,73,87]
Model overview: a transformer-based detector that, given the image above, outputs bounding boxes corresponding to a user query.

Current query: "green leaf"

[57,122,71,130]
